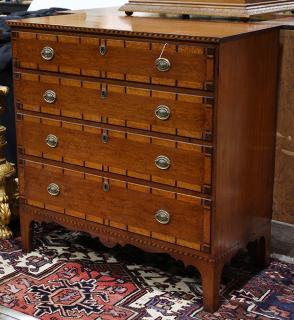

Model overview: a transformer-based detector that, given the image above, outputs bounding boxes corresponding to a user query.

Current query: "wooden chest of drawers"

[8,8,279,312]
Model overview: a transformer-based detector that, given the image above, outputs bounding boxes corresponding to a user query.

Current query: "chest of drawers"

[8,8,279,312]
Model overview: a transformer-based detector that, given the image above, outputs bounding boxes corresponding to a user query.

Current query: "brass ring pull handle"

[155,105,170,121]
[155,57,171,72]
[99,44,107,56]
[43,90,57,104]
[47,183,60,196]
[155,155,171,170]
[41,46,55,61]
[155,209,170,225]
[0,86,9,96]
[45,134,58,148]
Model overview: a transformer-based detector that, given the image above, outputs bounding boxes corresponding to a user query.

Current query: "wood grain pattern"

[14,71,213,140]
[6,7,281,42]
[119,0,294,19]
[13,32,214,90]
[16,114,212,192]
[9,9,280,313]
[214,29,279,254]
[21,160,210,251]
[0,306,38,320]
[19,200,271,314]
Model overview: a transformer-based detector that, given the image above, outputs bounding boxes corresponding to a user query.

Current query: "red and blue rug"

[0,223,293,319]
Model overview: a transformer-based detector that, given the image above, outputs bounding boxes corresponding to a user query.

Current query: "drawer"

[17,115,212,193]
[13,32,215,90]
[15,72,213,140]
[20,160,212,252]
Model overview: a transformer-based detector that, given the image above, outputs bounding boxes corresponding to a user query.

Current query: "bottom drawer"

[20,160,212,252]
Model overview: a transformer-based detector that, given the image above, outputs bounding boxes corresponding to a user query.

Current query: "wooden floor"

[271,220,294,263]
[0,307,37,320]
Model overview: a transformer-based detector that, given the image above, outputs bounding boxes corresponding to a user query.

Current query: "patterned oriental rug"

[0,224,293,320]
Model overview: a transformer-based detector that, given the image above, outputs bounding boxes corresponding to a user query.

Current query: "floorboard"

[0,307,37,320]
[271,220,294,263]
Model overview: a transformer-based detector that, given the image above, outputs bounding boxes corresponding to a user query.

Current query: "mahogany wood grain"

[201,261,224,312]
[14,72,213,140]
[214,29,279,255]
[9,9,280,313]
[21,160,210,250]
[19,202,271,314]
[16,115,212,192]
[6,7,281,41]
[13,32,214,90]
[22,154,212,199]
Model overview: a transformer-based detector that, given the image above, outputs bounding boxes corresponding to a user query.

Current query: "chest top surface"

[6,7,279,42]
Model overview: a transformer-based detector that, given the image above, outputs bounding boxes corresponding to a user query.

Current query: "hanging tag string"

[155,43,171,72]
[159,43,168,59]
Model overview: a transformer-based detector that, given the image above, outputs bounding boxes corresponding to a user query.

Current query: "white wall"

[28,0,125,11]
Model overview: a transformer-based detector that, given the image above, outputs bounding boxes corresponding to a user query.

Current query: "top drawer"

[12,32,215,91]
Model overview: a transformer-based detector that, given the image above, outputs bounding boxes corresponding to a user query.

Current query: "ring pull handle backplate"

[155,209,170,225]
[41,46,54,61]
[47,183,60,196]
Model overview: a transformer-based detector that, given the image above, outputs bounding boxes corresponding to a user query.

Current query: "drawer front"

[20,160,212,251]
[17,115,212,193]
[13,32,215,90]
[15,72,213,140]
